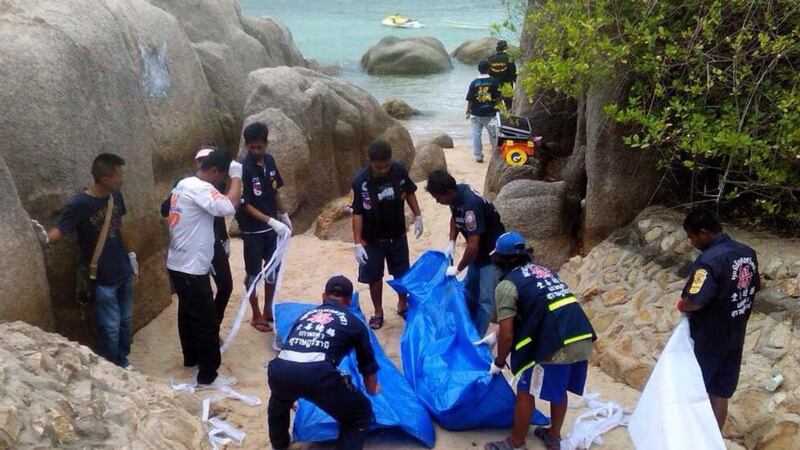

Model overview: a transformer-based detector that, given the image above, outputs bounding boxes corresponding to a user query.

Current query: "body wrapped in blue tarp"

[389,251,550,430]
[273,294,436,448]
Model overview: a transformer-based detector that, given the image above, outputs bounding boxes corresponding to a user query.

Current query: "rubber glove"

[445,266,458,277]
[31,219,49,245]
[488,362,503,376]
[228,160,243,179]
[444,240,456,260]
[222,240,231,257]
[413,216,423,239]
[279,212,293,231]
[267,218,290,239]
[473,332,497,347]
[128,252,139,275]
[354,244,369,265]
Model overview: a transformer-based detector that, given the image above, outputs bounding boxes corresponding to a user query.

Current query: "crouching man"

[267,276,380,450]
[486,232,596,450]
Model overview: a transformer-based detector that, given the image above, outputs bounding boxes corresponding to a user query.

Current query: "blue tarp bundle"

[274,294,436,448]
[389,251,550,430]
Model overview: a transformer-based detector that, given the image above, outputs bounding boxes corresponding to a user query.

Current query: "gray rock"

[450,36,500,65]
[382,97,419,119]
[410,143,447,181]
[429,134,454,149]
[361,36,453,75]
[484,149,542,197]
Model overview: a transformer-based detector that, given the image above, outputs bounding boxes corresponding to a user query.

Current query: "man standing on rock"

[267,275,380,450]
[166,149,242,387]
[676,208,760,430]
[425,169,505,337]
[351,140,422,330]
[486,231,596,450]
[466,60,501,163]
[236,122,292,333]
[487,40,517,110]
[31,153,138,369]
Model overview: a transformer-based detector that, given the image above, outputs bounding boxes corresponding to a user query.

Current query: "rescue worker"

[465,59,501,163]
[675,208,760,430]
[425,169,505,337]
[486,231,596,450]
[267,275,380,450]
[351,140,423,329]
[486,40,517,110]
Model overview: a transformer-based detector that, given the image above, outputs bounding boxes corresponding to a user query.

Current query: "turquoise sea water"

[239,0,509,140]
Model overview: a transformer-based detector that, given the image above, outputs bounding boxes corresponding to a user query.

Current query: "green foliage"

[516,0,800,228]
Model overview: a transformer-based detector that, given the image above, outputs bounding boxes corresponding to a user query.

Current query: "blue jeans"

[464,263,501,338]
[94,275,133,367]
[470,115,497,159]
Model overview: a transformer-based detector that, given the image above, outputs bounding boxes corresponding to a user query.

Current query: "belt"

[277,350,327,364]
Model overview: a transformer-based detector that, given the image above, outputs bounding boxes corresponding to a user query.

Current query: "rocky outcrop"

[560,206,800,449]
[451,36,501,65]
[0,322,205,448]
[242,67,415,213]
[0,0,309,345]
[410,143,447,182]
[495,180,578,269]
[484,149,543,199]
[383,97,419,119]
[361,36,453,75]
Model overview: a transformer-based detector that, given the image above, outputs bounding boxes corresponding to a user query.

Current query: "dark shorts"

[694,346,743,399]
[517,361,588,404]
[242,231,279,286]
[357,235,410,284]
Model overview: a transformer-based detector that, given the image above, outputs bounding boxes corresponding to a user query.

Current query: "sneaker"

[123,364,134,371]
[197,374,238,388]
[475,157,484,163]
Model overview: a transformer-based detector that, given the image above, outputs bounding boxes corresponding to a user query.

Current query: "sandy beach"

[130,140,642,449]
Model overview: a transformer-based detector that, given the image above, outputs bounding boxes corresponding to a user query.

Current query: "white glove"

[228,160,243,179]
[354,244,369,266]
[488,362,503,376]
[128,252,139,275]
[473,333,497,347]
[413,216,423,239]
[279,212,293,231]
[31,219,49,245]
[444,240,456,260]
[268,218,290,238]
[445,266,458,277]
[222,240,231,257]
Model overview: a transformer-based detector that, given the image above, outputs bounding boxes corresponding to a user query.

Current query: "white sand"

[131,141,642,449]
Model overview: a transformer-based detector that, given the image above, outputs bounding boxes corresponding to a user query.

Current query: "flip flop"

[534,427,561,450]
[396,308,408,320]
[250,320,272,333]
[484,438,527,450]
[369,316,384,330]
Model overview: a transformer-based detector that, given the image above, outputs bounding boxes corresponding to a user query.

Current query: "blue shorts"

[357,236,410,284]
[694,346,743,399]
[517,361,588,404]
[242,231,280,286]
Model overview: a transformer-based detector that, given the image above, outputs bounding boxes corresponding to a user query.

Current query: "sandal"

[484,438,527,450]
[368,315,384,330]
[250,319,272,333]
[396,308,408,320]
[534,427,561,450]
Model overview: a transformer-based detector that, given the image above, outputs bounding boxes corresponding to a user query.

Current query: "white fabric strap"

[278,350,327,363]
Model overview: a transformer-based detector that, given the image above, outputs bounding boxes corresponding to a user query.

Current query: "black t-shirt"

[351,162,417,241]
[466,76,500,117]
[282,302,379,376]
[487,51,517,86]
[449,184,506,267]
[57,190,132,285]
[236,153,284,233]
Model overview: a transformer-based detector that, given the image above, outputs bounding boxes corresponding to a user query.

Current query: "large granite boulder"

[494,180,579,269]
[383,97,418,119]
[429,133,454,149]
[361,36,453,75]
[242,67,415,212]
[451,36,501,64]
[0,321,205,447]
[410,143,447,182]
[484,149,543,199]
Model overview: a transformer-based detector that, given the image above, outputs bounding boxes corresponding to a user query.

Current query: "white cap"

[195,148,215,160]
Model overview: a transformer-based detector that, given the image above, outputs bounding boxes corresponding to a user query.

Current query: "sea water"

[239,0,510,141]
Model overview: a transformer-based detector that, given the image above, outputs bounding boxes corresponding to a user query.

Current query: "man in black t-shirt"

[487,40,517,109]
[425,170,505,338]
[466,60,501,163]
[351,140,422,330]
[267,275,380,450]
[31,153,137,369]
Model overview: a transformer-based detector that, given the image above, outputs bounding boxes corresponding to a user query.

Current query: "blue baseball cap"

[491,231,527,256]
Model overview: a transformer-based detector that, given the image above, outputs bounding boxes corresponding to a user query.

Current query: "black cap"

[496,40,508,51]
[324,275,353,297]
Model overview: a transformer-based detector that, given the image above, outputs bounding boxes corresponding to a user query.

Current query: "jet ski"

[382,14,425,29]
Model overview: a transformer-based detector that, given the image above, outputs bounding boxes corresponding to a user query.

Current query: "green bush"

[517,0,800,228]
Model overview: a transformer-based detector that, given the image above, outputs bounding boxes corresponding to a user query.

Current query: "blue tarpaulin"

[389,251,550,430]
[274,294,436,448]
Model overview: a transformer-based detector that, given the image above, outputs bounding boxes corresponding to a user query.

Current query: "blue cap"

[492,231,527,256]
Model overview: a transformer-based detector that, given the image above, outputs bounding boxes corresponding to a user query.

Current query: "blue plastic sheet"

[389,251,550,430]
[274,294,436,448]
